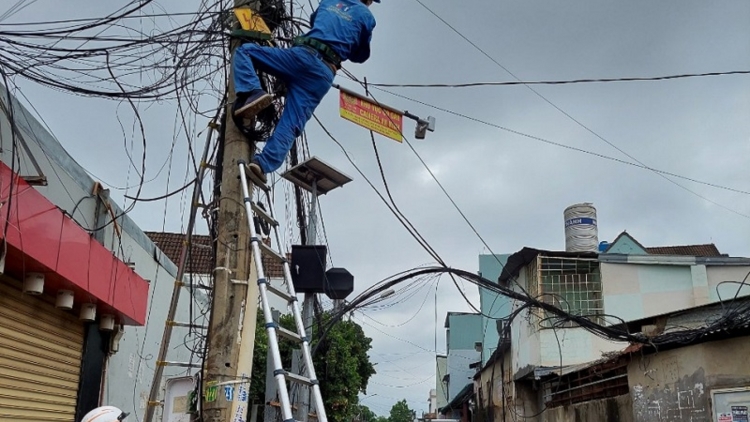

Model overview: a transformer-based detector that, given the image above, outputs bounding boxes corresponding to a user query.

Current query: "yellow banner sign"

[339,91,403,142]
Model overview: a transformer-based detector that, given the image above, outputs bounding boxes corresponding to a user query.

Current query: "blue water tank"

[598,241,610,253]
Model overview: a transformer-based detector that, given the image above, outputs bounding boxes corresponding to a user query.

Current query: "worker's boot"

[234,90,273,120]
[246,158,268,186]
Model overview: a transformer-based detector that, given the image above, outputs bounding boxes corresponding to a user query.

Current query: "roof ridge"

[647,242,717,248]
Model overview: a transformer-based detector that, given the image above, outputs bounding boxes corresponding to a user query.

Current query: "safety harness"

[293,36,342,70]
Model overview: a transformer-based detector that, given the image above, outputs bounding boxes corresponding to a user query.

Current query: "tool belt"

[293,36,342,70]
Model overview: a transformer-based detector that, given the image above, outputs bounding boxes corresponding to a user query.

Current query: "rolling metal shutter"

[0,276,84,421]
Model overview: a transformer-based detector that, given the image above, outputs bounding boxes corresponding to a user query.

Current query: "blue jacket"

[306,0,376,63]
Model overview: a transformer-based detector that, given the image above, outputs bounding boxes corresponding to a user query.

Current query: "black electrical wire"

[357,84,750,198]
[410,0,750,219]
[124,178,197,202]
[315,266,750,359]
[355,70,750,89]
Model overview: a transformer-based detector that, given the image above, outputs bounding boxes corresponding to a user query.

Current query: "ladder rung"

[265,283,294,303]
[285,372,314,386]
[244,164,270,191]
[252,202,279,227]
[157,361,201,368]
[268,400,299,411]
[258,240,286,263]
[168,321,208,330]
[276,326,302,343]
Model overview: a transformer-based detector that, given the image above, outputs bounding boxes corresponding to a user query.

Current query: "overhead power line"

[369,86,750,197]
[411,0,750,219]
[354,70,750,89]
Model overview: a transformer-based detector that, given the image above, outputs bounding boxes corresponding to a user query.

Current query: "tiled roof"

[145,231,213,274]
[645,244,722,257]
[145,231,285,278]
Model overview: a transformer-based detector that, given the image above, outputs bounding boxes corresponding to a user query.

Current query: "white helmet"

[80,406,129,422]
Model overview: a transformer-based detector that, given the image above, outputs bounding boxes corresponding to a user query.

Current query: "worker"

[80,406,130,421]
[232,0,380,184]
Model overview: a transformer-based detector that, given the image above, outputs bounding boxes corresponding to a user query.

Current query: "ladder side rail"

[239,162,295,422]
[265,192,329,422]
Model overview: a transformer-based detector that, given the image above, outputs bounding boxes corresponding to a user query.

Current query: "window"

[529,256,604,327]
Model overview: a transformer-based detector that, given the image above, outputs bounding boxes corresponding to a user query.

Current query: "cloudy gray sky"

[5,0,750,415]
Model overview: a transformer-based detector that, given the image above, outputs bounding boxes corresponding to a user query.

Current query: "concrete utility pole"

[202,1,261,420]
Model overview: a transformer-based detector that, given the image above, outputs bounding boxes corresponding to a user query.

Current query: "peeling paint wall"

[511,269,541,378]
[628,336,750,422]
[542,395,633,422]
[630,367,708,422]
[476,352,512,411]
[505,381,542,422]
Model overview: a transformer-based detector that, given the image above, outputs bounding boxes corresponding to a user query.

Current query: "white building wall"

[538,329,622,367]
[428,389,437,414]
[511,261,623,376]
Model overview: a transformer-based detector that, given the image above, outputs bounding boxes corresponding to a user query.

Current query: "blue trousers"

[234,44,335,173]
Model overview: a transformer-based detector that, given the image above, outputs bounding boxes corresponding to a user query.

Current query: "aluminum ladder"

[238,159,328,422]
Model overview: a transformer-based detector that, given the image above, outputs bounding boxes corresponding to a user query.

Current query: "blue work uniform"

[234,0,377,174]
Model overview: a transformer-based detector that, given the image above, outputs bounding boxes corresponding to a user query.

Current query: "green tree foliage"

[250,312,269,405]
[388,400,414,422]
[354,404,377,422]
[250,311,376,422]
[250,312,297,406]
[314,312,377,422]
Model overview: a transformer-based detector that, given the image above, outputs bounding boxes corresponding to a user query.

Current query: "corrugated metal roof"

[528,344,641,380]
[663,298,750,333]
